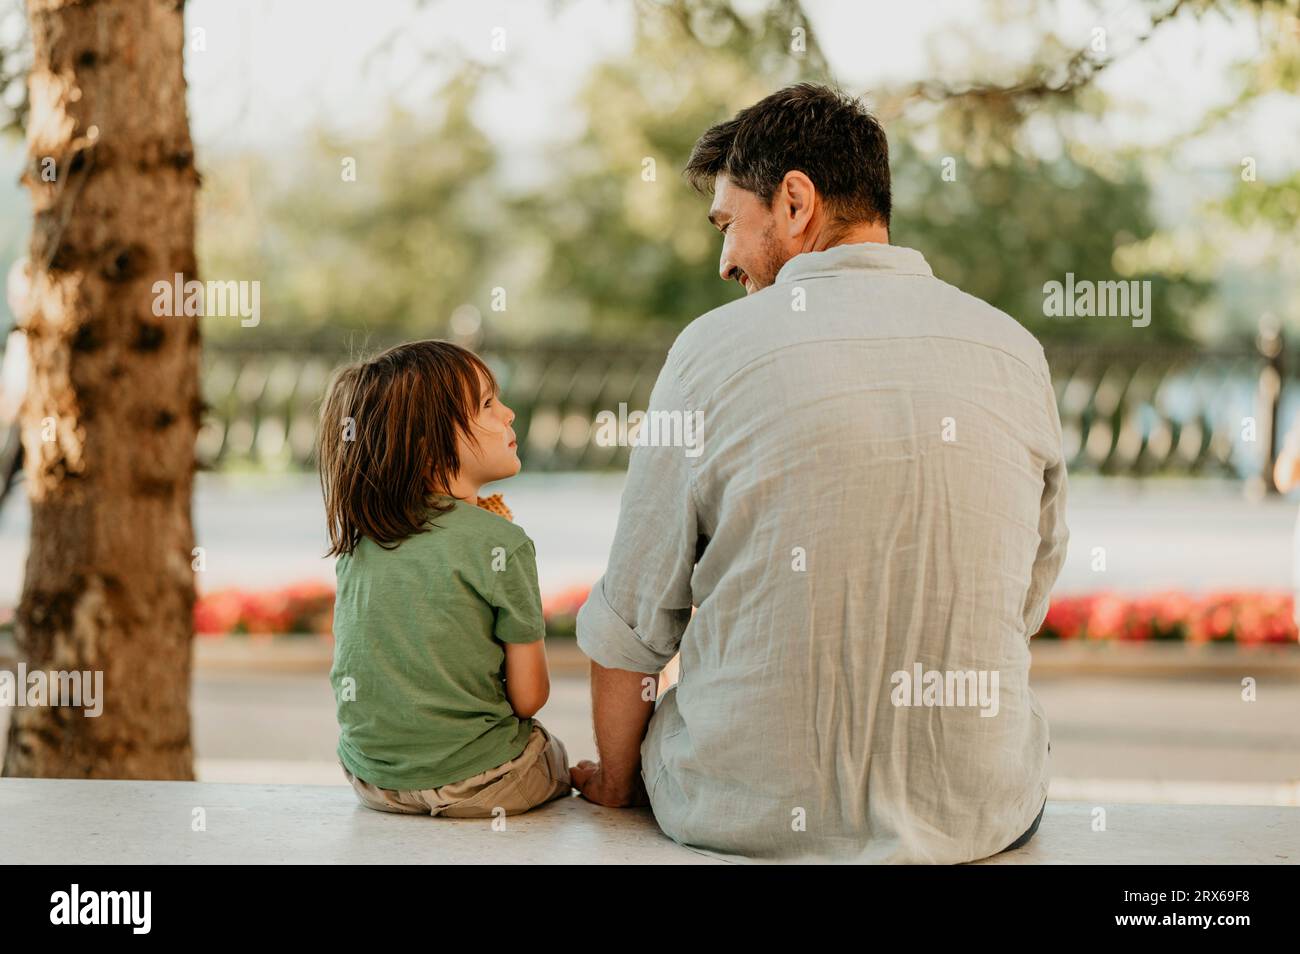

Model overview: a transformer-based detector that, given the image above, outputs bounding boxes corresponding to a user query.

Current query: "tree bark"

[3,0,200,779]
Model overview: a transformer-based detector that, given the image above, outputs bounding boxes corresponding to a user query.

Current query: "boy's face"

[456,368,520,486]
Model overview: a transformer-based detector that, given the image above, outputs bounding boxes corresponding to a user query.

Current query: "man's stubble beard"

[751,223,788,292]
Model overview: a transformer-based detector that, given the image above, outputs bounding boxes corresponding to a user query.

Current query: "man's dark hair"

[684,83,891,230]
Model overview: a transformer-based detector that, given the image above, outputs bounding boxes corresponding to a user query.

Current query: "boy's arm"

[492,538,550,717]
[503,640,550,718]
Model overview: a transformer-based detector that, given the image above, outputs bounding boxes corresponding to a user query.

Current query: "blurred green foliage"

[187,0,1297,346]
[199,71,501,344]
[892,140,1204,341]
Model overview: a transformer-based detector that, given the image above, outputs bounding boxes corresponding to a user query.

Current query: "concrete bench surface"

[1,779,1295,864]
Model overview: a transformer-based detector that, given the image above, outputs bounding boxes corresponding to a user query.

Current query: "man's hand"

[570,759,650,807]
[575,660,658,808]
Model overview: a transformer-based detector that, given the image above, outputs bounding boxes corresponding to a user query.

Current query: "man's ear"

[778,171,817,237]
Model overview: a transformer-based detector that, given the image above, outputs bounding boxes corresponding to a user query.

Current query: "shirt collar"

[774,242,933,284]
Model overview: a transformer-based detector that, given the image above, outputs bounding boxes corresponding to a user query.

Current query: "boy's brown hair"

[318,339,498,557]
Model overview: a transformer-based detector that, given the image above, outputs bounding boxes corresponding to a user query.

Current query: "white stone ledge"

[1,779,1295,864]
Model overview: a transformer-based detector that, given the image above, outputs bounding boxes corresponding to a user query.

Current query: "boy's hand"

[570,759,650,808]
[475,493,513,521]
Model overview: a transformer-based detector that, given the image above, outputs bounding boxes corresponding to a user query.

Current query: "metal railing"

[1,329,1295,484]
[193,329,1296,483]
[1045,340,1275,480]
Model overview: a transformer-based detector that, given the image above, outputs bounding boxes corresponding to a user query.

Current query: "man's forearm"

[590,659,657,796]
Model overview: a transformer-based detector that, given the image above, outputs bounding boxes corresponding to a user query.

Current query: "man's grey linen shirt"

[577,242,1068,863]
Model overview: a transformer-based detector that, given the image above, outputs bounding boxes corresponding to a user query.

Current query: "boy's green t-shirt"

[329,497,546,790]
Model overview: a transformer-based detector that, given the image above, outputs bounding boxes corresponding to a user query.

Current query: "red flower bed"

[191,583,1298,645]
[193,581,589,637]
[540,584,592,638]
[1039,591,1297,644]
[194,581,334,636]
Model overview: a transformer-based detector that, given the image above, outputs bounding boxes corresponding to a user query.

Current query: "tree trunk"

[3,0,200,779]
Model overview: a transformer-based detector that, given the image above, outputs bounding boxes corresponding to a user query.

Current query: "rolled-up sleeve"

[577,352,698,673]
[1023,364,1070,638]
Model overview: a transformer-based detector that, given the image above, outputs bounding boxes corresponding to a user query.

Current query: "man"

[571,83,1068,863]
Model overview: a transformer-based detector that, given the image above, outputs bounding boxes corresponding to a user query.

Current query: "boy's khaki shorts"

[340,721,573,818]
